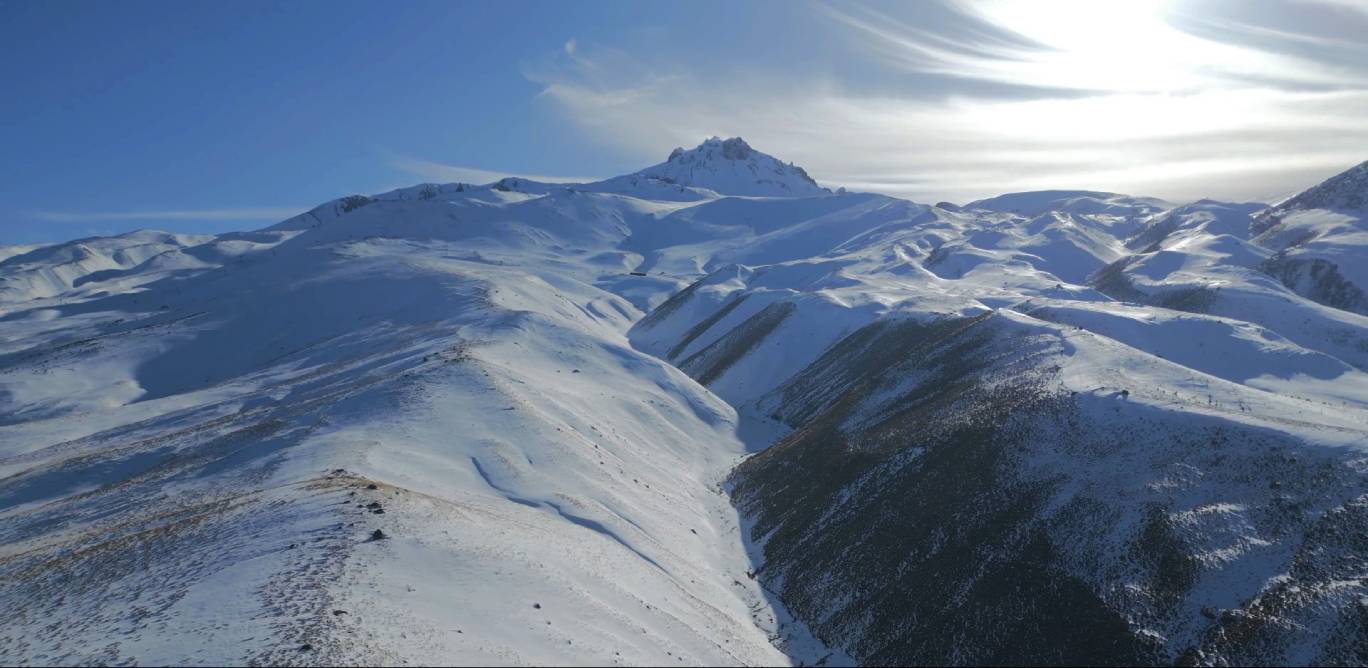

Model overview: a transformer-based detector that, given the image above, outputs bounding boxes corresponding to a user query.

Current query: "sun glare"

[966,0,1221,92]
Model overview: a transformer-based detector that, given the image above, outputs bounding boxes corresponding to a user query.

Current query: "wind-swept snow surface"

[3,139,1368,666]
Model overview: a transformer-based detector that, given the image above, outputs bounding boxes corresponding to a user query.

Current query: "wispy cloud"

[822,0,1366,93]
[1300,0,1368,15]
[524,2,1368,204]
[31,207,309,223]
[387,153,595,185]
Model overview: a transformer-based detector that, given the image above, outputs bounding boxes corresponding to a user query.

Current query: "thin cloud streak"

[822,0,1367,93]
[387,153,595,185]
[1300,0,1368,15]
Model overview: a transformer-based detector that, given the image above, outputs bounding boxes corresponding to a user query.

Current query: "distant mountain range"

[2,139,1366,666]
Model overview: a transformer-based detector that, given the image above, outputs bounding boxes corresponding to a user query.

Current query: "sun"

[966,0,1209,93]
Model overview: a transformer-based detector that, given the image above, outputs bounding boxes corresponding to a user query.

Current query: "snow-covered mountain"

[2,139,1367,666]
[630,156,1368,665]
[1250,160,1368,316]
[586,137,829,200]
[0,230,219,302]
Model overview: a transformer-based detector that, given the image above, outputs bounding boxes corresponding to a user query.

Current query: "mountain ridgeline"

[2,140,1367,666]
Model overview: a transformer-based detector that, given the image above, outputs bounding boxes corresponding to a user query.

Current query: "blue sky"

[3,0,1367,244]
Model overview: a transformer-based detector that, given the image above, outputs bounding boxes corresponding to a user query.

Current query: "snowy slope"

[0,151,849,665]
[969,189,1171,240]
[0,243,47,264]
[3,139,1368,666]
[1250,161,1368,315]
[727,309,1368,665]
[632,155,1368,665]
[0,230,221,303]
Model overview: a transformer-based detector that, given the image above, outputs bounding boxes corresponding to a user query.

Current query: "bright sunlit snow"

[3,136,1367,665]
